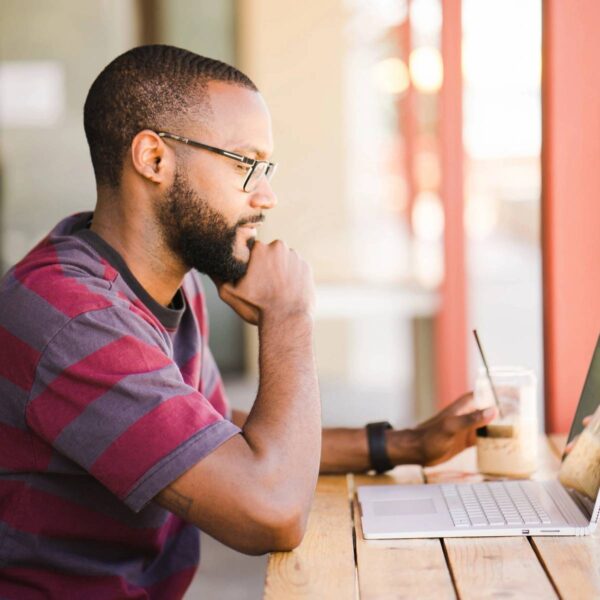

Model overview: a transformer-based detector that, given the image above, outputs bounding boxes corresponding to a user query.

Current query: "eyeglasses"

[157,131,277,193]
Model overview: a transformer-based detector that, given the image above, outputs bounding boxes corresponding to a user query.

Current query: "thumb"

[462,406,497,431]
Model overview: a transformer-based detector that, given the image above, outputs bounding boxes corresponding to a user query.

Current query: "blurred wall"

[0,0,244,374]
[0,0,138,271]
[236,0,423,428]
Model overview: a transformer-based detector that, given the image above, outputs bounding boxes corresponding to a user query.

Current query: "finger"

[452,406,497,433]
[441,391,475,416]
[564,439,576,455]
[583,415,592,427]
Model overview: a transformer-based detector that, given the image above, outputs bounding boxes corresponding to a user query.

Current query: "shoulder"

[1,232,166,356]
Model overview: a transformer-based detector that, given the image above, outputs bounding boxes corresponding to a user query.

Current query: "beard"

[156,167,261,282]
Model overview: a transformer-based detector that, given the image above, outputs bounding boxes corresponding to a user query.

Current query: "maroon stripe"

[147,566,196,600]
[0,566,147,600]
[0,326,41,391]
[190,292,208,337]
[180,351,201,389]
[90,393,222,498]
[0,423,53,470]
[0,480,185,551]
[102,262,118,282]
[206,379,228,418]
[13,241,112,318]
[27,335,172,443]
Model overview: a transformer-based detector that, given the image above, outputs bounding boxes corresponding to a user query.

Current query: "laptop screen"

[564,335,600,450]
[558,334,600,503]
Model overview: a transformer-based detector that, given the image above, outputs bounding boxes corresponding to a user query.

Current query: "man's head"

[84,45,276,281]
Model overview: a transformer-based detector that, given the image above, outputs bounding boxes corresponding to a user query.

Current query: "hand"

[212,240,315,326]
[564,415,593,455]
[396,393,497,467]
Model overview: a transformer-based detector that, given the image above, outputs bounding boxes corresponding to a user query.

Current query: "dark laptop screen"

[564,334,600,452]
[558,334,600,504]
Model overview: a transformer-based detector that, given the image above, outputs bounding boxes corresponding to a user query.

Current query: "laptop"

[357,334,600,539]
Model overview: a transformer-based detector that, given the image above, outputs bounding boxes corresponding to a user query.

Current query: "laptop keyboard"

[441,482,552,528]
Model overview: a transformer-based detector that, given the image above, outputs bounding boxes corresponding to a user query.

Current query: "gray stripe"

[201,347,219,397]
[0,376,28,429]
[0,522,148,578]
[54,363,189,469]
[170,305,203,373]
[30,305,170,400]
[126,419,241,512]
[0,472,168,529]
[0,270,67,352]
[134,521,199,587]
[0,521,199,588]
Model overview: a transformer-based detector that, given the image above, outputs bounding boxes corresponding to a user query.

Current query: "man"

[0,45,496,598]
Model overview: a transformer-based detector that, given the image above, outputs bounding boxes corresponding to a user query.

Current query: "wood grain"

[263,475,356,599]
[444,536,558,599]
[427,436,558,599]
[530,433,600,599]
[353,466,456,599]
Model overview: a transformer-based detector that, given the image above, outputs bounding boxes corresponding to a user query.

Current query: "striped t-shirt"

[0,212,241,599]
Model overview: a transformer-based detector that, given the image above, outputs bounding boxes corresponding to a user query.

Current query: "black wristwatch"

[366,421,394,473]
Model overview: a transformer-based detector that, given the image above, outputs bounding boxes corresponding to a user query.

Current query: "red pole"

[399,5,416,229]
[542,0,600,432]
[436,0,467,407]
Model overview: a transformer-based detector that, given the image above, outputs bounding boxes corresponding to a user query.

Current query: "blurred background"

[1,1,598,598]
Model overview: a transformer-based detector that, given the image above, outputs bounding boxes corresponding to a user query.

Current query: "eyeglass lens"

[245,162,276,192]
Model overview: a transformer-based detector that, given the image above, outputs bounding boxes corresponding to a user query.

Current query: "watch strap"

[366,421,393,473]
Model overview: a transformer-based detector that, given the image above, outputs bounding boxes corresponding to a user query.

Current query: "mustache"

[236,214,265,227]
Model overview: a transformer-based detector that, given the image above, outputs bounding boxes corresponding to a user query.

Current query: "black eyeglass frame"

[156,131,277,192]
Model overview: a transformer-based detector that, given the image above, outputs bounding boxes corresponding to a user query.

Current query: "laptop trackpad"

[374,498,438,517]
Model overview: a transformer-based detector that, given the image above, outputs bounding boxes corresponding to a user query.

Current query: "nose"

[249,178,278,210]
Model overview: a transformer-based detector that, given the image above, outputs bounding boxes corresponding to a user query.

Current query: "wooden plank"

[444,536,557,599]
[426,437,558,599]
[530,433,600,599]
[263,475,356,600]
[353,465,456,600]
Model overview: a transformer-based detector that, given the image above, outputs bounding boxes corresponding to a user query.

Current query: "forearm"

[232,410,423,475]
[241,312,321,509]
[320,426,422,473]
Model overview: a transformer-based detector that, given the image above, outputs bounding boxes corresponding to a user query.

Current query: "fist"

[213,240,315,325]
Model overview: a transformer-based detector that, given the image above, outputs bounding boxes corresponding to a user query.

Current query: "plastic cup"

[474,366,538,478]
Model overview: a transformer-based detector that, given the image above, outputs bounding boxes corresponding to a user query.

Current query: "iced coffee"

[559,407,600,500]
[475,367,538,478]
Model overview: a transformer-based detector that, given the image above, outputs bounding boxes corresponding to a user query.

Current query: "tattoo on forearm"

[161,488,193,518]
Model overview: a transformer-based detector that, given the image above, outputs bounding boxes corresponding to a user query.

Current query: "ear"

[130,130,173,184]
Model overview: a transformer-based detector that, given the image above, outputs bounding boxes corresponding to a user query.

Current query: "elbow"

[245,498,309,555]
[268,509,308,552]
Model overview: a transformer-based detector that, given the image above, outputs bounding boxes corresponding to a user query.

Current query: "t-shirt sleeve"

[26,306,241,512]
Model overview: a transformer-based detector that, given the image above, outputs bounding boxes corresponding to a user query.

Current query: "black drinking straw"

[473,329,503,419]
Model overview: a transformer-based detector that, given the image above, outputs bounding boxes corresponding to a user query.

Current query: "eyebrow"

[231,145,271,160]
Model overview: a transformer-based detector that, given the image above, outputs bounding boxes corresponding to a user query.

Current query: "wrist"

[259,307,314,330]
[386,428,424,466]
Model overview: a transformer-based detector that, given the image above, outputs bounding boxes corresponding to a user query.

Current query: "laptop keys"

[443,481,553,528]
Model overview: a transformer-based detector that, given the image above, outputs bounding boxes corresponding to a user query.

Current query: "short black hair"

[83,44,257,188]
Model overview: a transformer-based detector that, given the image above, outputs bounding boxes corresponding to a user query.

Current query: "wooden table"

[263,435,600,599]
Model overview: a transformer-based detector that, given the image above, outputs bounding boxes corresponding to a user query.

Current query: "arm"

[156,241,320,555]
[231,393,496,475]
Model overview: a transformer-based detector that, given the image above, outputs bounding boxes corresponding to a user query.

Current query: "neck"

[91,189,187,307]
